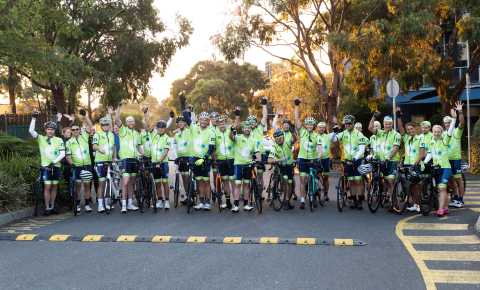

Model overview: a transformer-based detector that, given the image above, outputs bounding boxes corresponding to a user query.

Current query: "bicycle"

[391,165,419,214]
[365,159,386,214]
[134,158,157,213]
[31,166,45,217]
[101,162,122,214]
[266,163,285,211]
[336,161,351,212]
[245,160,263,214]
[305,160,324,212]
[173,159,181,208]
[212,167,224,212]
[419,164,440,216]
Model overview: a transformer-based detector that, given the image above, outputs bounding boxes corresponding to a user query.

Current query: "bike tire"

[151,176,157,213]
[135,177,144,213]
[186,177,194,214]
[33,179,43,217]
[367,181,381,213]
[174,173,180,208]
[420,182,433,216]
[252,179,262,214]
[336,177,345,212]
[271,174,283,211]
[104,179,111,214]
[307,175,315,212]
[392,178,408,214]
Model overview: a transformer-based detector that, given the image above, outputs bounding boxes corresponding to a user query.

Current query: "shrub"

[0,134,38,158]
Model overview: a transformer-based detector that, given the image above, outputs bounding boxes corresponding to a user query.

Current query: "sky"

[152,0,280,102]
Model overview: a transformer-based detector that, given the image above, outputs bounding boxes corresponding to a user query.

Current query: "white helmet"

[357,164,373,175]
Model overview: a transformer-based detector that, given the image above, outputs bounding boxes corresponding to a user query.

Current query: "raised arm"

[80,109,93,134]
[260,97,268,129]
[455,101,465,129]
[29,112,39,139]
[114,106,122,127]
[166,110,175,129]
[294,99,301,130]
[396,108,405,135]
[272,113,279,130]
[233,106,241,129]
[142,107,149,131]
[368,112,378,134]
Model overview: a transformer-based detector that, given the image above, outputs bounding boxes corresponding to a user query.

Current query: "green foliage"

[0,134,38,158]
[167,60,267,114]
[473,118,480,138]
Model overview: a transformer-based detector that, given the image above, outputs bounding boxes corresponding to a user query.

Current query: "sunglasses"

[345,123,353,125]
[101,123,110,126]
[72,128,80,131]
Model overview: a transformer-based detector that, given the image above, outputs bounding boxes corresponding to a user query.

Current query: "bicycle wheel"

[150,176,157,213]
[70,177,78,216]
[392,178,408,214]
[307,175,315,212]
[420,181,434,216]
[174,173,180,208]
[316,177,325,207]
[367,180,381,213]
[215,176,223,213]
[135,177,144,213]
[252,179,263,214]
[336,177,346,212]
[186,177,194,214]
[104,179,111,214]
[32,179,43,217]
[270,174,283,211]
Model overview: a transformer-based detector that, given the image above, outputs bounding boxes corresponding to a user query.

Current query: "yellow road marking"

[396,215,437,290]
[334,239,354,246]
[430,270,480,284]
[465,201,480,205]
[406,235,480,244]
[152,235,171,243]
[464,196,480,200]
[15,234,37,241]
[296,238,316,245]
[417,251,480,261]
[186,236,206,243]
[223,237,242,244]
[116,235,137,242]
[259,237,279,244]
[82,235,103,242]
[401,223,468,231]
[49,234,70,242]
[469,207,480,213]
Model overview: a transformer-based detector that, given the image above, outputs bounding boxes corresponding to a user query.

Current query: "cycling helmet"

[443,116,453,123]
[79,170,93,182]
[217,114,227,123]
[176,116,186,123]
[317,121,327,128]
[273,129,284,138]
[421,121,431,128]
[125,116,135,123]
[44,121,57,130]
[357,163,373,175]
[156,120,167,128]
[343,115,355,124]
[282,118,291,124]
[304,117,316,126]
[210,112,219,120]
[99,117,111,125]
[241,121,251,129]
[246,115,257,124]
[383,116,393,122]
[198,111,209,120]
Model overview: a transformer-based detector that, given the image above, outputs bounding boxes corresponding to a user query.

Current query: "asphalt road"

[1,175,479,290]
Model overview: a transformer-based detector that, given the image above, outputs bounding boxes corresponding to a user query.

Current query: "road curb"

[0,207,34,227]
[0,233,367,247]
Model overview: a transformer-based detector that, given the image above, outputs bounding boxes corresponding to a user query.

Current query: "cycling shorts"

[41,166,61,185]
[152,162,169,181]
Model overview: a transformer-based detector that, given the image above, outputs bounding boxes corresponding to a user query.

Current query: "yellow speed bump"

[186,236,207,243]
[259,237,279,244]
[49,234,70,242]
[334,239,354,246]
[82,235,103,242]
[152,235,172,243]
[116,235,137,242]
[296,238,316,245]
[223,237,242,244]
[15,234,37,241]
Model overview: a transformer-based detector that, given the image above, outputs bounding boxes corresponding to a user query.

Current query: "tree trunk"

[436,83,452,114]
[51,84,66,113]
[7,66,17,114]
[66,85,78,114]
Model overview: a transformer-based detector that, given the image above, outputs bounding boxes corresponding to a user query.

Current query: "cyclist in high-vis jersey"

[29,114,65,215]
[294,99,323,209]
[173,115,192,203]
[115,106,143,213]
[316,121,336,201]
[335,115,367,209]
[424,115,456,217]
[272,112,297,147]
[420,120,433,148]
[150,120,171,209]
[398,117,426,213]
[444,101,465,208]
[368,121,382,158]
[214,114,235,209]
[368,115,401,204]
[191,112,216,210]
[92,111,115,213]
[230,121,257,212]
[65,114,94,213]
[268,129,295,210]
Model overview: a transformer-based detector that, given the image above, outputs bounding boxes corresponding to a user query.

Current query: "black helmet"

[273,129,284,138]
[343,115,355,125]
[44,121,57,130]
[176,116,186,123]
[156,120,167,128]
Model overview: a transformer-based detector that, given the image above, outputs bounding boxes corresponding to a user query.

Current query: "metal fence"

[0,113,51,139]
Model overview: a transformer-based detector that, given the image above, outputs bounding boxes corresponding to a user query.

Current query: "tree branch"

[15,68,52,90]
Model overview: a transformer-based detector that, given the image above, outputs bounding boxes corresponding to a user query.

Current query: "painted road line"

[430,270,480,284]
[15,234,37,241]
[469,207,480,213]
[296,238,316,245]
[223,237,242,244]
[152,235,172,243]
[396,215,436,290]
[82,235,103,242]
[116,235,137,242]
[416,251,480,261]
[464,201,480,205]
[464,196,480,200]
[259,237,279,244]
[406,235,480,244]
[334,239,354,246]
[186,236,207,243]
[49,234,70,242]
[401,223,469,231]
